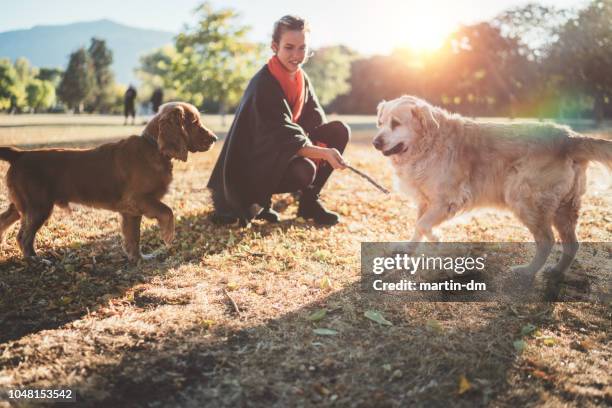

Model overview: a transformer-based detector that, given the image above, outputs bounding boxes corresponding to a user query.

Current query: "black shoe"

[210,213,238,225]
[297,194,339,225]
[256,207,280,223]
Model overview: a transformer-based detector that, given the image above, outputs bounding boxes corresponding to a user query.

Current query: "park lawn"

[0,115,610,407]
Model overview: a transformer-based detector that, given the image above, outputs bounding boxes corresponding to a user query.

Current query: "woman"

[208,15,350,226]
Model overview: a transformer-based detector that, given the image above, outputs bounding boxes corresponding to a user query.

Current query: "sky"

[0,0,589,55]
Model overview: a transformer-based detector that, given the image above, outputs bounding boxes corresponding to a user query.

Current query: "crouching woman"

[207,15,350,226]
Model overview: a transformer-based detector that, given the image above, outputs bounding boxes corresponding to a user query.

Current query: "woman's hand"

[321,147,348,170]
[297,145,348,170]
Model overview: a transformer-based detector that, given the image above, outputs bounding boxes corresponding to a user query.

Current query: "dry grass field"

[0,114,610,407]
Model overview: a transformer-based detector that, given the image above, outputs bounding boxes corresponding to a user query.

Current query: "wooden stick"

[223,288,242,317]
[347,165,390,194]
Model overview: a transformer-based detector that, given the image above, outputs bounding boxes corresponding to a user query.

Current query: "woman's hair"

[272,15,310,43]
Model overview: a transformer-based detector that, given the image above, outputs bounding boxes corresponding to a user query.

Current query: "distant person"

[124,85,137,125]
[208,15,350,226]
[151,88,164,114]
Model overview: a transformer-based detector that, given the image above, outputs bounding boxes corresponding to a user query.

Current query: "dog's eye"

[391,118,401,130]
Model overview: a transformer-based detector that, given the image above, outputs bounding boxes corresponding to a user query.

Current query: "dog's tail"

[0,147,23,164]
[569,137,612,169]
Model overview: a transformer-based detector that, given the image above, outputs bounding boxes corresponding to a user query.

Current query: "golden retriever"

[0,102,217,263]
[373,95,611,277]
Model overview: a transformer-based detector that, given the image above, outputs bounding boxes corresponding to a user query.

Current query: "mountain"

[0,19,175,84]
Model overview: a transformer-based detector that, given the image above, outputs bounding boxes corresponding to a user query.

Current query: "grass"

[0,114,610,407]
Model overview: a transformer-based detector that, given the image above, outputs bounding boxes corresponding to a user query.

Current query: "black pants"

[275,120,350,196]
[124,103,135,118]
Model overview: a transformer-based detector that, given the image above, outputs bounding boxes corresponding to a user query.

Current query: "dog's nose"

[209,133,218,142]
[373,137,384,150]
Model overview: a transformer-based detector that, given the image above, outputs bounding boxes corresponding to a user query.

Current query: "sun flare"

[399,18,450,51]
[387,2,457,52]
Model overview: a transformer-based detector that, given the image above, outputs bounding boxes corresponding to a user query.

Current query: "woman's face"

[272,29,310,73]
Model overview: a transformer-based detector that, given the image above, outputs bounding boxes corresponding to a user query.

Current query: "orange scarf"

[267,55,305,122]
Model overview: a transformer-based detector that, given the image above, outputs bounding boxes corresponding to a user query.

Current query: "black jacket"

[207,65,326,220]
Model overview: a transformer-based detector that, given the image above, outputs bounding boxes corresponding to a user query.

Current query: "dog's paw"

[541,266,565,291]
[161,226,175,246]
[510,264,538,286]
[510,264,538,276]
[24,255,52,268]
[542,265,566,278]
[141,247,167,262]
[126,252,142,265]
[140,253,156,261]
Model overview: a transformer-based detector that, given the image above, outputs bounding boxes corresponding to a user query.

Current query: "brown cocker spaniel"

[0,102,217,262]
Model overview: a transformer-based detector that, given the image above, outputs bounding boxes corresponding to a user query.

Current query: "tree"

[305,45,358,107]
[0,58,18,111]
[37,67,64,85]
[7,57,36,111]
[87,37,115,112]
[435,22,533,116]
[58,48,96,113]
[547,0,612,123]
[26,79,56,112]
[136,46,181,104]
[494,3,572,62]
[173,2,265,116]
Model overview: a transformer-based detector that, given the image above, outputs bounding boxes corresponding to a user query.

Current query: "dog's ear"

[412,104,439,134]
[376,100,387,127]
[158,105,189,161]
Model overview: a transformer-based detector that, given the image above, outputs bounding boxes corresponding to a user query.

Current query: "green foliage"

[136,46,181,103]
[548,0,612,122]
[37,67,64,85]
[86,38,116,113]
[25,78,56,112]
[7,57,34,110]
[0,57,56,112]
[0,58,18,110]
[58,48,96,112]
[138,1,265,111]
[305,45,358,107]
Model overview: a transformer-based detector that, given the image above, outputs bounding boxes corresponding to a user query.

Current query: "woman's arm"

[297,145,348,170]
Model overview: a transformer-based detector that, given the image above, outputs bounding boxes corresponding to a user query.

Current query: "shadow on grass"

[0,210,335,343]
[62,286,591,407]
[0,211,607,406]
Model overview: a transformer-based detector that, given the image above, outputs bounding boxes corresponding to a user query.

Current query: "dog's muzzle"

[195,133,218,151]
[382,143,405,156]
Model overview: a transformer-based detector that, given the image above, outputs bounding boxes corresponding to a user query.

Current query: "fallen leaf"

[59,296,73,305]
[314,250,331,262]
[458,374,472,395]
[426,319,443,333]
[570,339,594,352]
[307,309,327,322]
[313,328,338,336]
[201,319,215,329]
[532,369,549,380]
[365,310,393,326]
[391,369,403,379]
[319,276,333,290]
[313,383,331,395]
[521,323,536,337]
[513,340,527,352]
